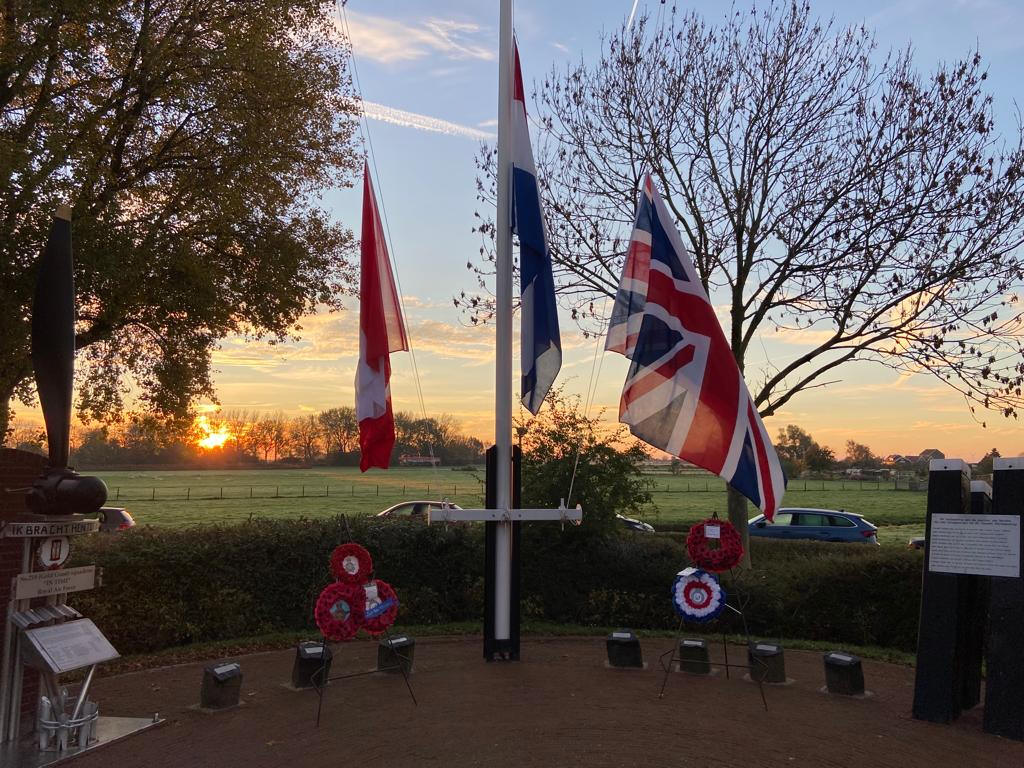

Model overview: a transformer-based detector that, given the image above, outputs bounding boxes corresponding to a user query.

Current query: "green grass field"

[93,466,927,545]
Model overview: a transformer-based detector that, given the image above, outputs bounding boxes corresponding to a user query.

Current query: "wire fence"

[107,482,487,502]
[106,477,924,503]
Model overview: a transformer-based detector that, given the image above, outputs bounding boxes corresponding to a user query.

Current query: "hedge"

[69,517,924,655]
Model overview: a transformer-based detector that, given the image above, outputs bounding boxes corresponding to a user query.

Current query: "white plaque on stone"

[14,565,96,600]
[928,514,1020,578]
[22,619,119,674]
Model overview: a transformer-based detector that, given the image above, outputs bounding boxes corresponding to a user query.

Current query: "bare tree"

[318,406,358,454]
[289,414,323,463]
[467,1,1024,553]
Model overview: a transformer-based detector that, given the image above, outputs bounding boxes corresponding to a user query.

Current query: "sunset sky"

[26,1,1024,463]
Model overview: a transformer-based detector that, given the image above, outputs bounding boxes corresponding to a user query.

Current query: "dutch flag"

[512,39,561,414]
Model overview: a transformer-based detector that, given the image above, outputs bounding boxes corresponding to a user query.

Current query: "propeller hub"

[26,467,108,516]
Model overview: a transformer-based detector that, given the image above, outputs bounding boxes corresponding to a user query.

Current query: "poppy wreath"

[315,581,366,642]
[685,518,744,572]
[361,579,400,636]
[330,542,374,584]
[672,569,726,622]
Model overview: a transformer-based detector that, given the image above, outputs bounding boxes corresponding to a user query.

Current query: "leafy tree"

[975,447,1001,476]
[518,388,651,534]
[844,440,880,468]
[467,0,1024,550]
[0,0,361,437]
[775,425,835,476]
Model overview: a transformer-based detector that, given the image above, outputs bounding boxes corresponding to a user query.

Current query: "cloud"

[362,101,495,141]
[342,12,494,65]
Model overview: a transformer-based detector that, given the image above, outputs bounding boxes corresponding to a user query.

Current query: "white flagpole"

[493,0,514,644]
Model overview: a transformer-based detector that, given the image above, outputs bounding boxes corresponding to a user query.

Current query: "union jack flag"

[605,176,786,520]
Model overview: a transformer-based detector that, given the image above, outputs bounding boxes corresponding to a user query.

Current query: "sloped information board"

[22,619,119,674]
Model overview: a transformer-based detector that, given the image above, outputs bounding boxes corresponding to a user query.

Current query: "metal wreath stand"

[657,513,770,711]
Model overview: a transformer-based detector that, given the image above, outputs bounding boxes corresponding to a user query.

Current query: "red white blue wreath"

[330,542,373,584]
[315,581,366,641]
[672,568,726,623]
[361,579,400,636]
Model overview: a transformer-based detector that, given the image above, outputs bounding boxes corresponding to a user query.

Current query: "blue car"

[748,508,879,545]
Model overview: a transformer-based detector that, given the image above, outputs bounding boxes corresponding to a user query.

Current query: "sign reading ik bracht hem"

[14,565,96,600]
[2,518,100,537]
[928,514,1021,578]
[22,618,119,674]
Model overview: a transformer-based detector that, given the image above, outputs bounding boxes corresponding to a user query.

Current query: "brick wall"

[1,448,48,737]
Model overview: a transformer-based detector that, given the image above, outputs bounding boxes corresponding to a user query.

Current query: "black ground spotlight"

[823,651,865,695]
[200,661,243,710]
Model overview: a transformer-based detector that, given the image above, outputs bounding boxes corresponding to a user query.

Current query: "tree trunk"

[727,485,752,569]
[0,394,10,443]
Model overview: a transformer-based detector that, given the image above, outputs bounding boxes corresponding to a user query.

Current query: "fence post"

[351,484,354,496]
[301,485,305,498]
[376,485,379,496]
[220,487,223,499]
[187,488,190,501]
[326,486,329,497]
[116,487,120,500]
[250,487,253,498]
[275,486,279,498]
[151,487,155,501]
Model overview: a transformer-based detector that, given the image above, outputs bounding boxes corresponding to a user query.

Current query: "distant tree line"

[4,408,485,468]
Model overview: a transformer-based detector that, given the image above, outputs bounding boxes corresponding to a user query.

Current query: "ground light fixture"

[377,635,415,675]
[200,662,242,710]
[292,642,331,689]
[606,629,644,668]
[748,642,786,683]
[823,651,865,695]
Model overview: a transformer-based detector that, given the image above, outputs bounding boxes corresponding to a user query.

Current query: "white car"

[376,501,463,520]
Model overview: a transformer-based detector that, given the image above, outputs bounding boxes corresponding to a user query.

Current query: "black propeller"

[25,206,107,516]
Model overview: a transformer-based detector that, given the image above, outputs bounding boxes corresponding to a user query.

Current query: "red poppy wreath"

[685,518,744,572]
[315,581,366,642]
[361,579,400,636]
[330,542,373,584]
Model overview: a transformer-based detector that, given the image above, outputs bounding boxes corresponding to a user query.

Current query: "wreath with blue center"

[672,568,726,623]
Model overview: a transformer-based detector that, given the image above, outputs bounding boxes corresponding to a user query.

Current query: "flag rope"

[337,1,441,486]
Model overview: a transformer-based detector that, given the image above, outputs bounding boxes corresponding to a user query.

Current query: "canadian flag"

[356,162,408,471]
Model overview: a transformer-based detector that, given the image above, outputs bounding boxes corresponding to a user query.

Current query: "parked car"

[97,506,136,532]
[616,514,655,533]
[376,501,463,520]
[747,508,878,544]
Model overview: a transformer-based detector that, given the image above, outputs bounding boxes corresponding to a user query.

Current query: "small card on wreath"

[705,525,721,539]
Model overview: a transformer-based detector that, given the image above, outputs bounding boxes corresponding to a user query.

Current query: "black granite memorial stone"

[912,460,970,724]
[983,459,1024,741]
[961,481,992,711]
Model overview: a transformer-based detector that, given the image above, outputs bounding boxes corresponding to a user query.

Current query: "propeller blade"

[31,205,75,469]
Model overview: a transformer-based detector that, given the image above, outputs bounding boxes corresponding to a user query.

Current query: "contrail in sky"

[362,101,495,141]
[626,0,641,30]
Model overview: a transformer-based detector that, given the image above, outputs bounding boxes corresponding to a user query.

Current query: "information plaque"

[14,565,96,600]
[22,618,119,674]
[928,514,1021,578]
